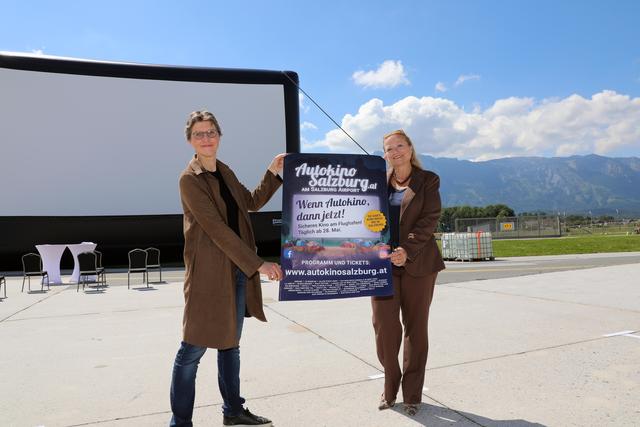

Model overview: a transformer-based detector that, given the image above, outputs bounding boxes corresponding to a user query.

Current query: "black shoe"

[223,408,272,426]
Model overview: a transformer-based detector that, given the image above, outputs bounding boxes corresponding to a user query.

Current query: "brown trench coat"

[179,155,282,349]
[389,167,446,276]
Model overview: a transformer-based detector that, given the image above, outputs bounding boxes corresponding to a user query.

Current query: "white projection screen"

[0,57,298,214]
[0,52,300,268]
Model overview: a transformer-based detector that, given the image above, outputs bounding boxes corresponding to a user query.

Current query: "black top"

[389,204,400,249]
[210,170,240,237]
[388,187,406,249]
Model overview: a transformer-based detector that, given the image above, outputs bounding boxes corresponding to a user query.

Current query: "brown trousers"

[371,271,437,404]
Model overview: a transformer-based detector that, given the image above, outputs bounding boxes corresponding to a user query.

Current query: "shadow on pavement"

[391,403,547,426]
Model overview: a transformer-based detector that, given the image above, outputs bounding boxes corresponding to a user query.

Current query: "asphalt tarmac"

[438,252,640,284]
[1,252,638,427]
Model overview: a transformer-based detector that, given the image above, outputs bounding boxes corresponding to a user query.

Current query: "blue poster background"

[279,153,393,301]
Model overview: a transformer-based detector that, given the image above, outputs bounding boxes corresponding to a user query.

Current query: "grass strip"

[492,235,640,257]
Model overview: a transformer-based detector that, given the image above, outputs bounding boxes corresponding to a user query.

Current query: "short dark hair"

[185,110,222,140]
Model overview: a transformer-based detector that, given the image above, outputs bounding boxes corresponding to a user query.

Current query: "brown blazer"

[390,167,445,277]
[179,155,282,349]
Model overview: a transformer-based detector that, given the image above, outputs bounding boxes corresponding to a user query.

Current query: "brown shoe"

[403,403,419,416]
[378,394,396,410]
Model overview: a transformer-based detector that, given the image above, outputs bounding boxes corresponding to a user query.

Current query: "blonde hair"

[383,129,423,169]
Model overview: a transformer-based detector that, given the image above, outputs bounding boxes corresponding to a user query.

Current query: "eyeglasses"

[191,129,219,140]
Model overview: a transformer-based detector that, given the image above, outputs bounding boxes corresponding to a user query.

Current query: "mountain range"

[415,154,640,215]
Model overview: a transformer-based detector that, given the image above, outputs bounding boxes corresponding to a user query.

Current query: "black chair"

[0,275,6,298]
[77,251,105,292]
[94,250,107,286]
[128,249,148,289]
[145,247,162,283]
[21,253,49,292]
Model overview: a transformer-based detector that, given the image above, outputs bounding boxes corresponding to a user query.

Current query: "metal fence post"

[538,215,541,238]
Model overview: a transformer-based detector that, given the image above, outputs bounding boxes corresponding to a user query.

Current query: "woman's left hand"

[268,153,287,176]
[390,247,408,266]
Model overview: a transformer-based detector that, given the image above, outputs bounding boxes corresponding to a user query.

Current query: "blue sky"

[2,0,639,160]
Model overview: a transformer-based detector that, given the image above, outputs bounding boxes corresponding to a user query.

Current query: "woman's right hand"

[389,247,408,267]
[259,261,283,281]
[268,153,287,176]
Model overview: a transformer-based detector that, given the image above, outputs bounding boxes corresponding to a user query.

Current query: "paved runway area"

[438,251,640,283]
[1,253,639,426]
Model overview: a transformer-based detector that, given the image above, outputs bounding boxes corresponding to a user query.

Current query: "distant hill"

[415,154,640,215]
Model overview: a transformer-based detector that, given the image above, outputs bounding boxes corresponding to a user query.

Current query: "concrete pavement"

[0,254,639,426]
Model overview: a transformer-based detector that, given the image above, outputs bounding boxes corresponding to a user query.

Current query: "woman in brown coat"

[170,110,284,427]
[372,129,445,416]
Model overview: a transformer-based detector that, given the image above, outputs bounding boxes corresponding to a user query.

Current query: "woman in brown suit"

[170,110,284,427]
[372,129,445,416]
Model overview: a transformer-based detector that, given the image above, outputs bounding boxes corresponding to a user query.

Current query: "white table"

[35,244,67,284]
[35,242,97,284]
[67,242,97,283]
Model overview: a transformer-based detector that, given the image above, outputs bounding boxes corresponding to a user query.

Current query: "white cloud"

[31,49,45,55]
[435,82,447,93]
[352,60,410,89]
[484,97,534,118]
[300,121,317,131]
[305,90,640,160]
[454,74,480,87]
[299,93,309,113]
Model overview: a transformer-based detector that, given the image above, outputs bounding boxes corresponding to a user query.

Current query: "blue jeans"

[170,269,247,426]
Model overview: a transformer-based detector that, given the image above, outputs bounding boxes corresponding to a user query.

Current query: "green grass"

[564,225,638,236]
[270,235,640,261]
[491,234,640,257]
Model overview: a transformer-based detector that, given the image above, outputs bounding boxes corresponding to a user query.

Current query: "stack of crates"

[440,232,494,261]
[440,232,456,259]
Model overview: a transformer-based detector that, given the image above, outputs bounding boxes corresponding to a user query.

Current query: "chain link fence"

[454,216,562,239]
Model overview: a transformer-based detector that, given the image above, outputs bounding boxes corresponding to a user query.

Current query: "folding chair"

[128,249,148,289]
[21,253,49,292]
[145,247,162,283]
[77,251,105,292]
[94,250,107,286]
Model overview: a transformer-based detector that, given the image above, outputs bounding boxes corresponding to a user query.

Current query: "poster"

[279,153,393,301]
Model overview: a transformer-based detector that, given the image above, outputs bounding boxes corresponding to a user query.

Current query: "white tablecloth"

[35,244,67,284]
[35,242,97,284]
[67,242,97,283]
